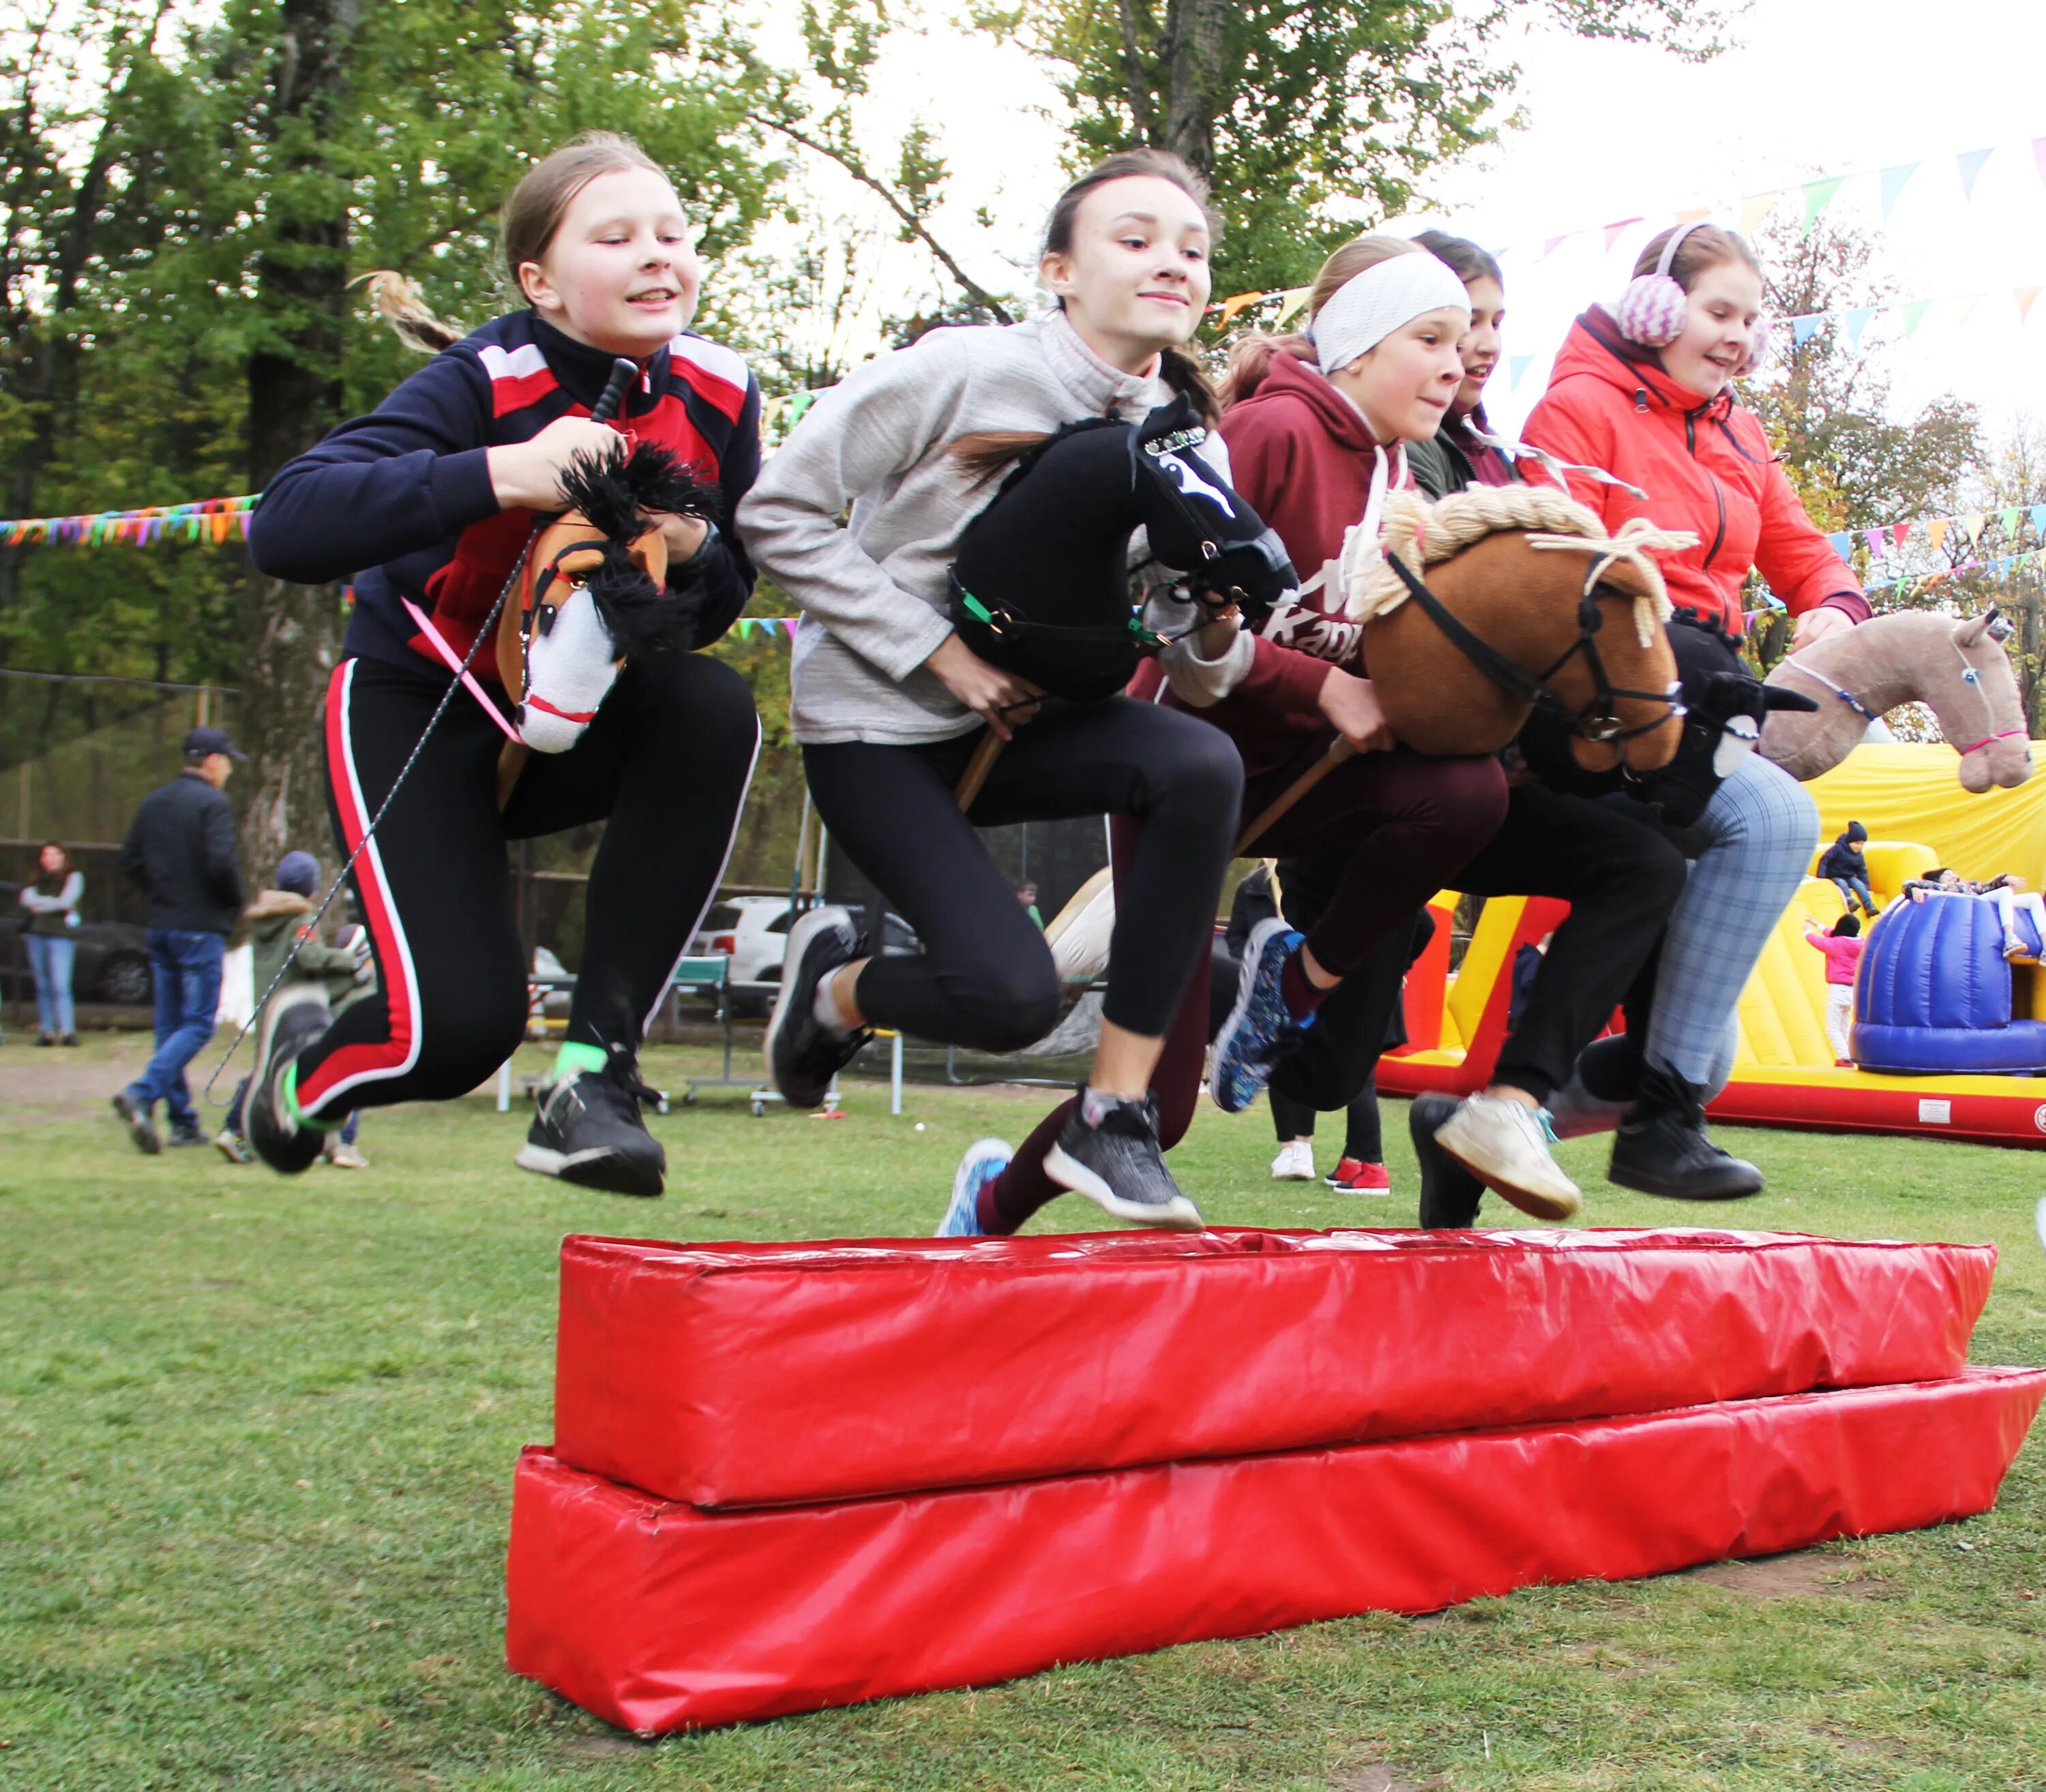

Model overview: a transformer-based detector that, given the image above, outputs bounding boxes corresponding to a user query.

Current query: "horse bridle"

[1386,554,1684,745]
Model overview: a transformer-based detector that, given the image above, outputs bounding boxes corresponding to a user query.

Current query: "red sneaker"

[1326,1158,1391,1195]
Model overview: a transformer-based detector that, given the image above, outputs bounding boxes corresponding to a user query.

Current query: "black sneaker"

[764,906,869,1109]
[1607,1062,1764,1201]
[247,988,332,1176]
[1410,1090,1483,1228]
[166,1125,209,1148]
[111,1090,162,1156]
[516,1047,667,1197]
[1043,1087,1204,1230]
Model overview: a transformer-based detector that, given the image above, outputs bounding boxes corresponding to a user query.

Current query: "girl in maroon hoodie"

[1523,224,1865,1200]
[1220,236,1687,1223]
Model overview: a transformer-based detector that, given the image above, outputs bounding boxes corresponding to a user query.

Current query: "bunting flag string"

[1,493,259,548]
[1821,503,2046,572]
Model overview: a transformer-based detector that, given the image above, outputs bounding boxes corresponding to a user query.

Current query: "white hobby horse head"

[496,438,721,753]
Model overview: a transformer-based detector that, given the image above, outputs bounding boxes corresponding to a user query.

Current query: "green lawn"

[3,1034,2045,1791]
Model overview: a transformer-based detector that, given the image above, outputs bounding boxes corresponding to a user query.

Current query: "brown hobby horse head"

[1354,487,1689,773]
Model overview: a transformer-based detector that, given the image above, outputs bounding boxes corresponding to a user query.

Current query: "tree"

[996,0,1725,293]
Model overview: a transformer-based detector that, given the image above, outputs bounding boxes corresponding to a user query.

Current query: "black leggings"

[294,650,758,1120]
[1271,1074,1382,1160]
[801,698,1242,1046]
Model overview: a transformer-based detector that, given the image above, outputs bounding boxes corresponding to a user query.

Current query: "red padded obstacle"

[508,1369,2046,1734]
[553,1228,1994,1508]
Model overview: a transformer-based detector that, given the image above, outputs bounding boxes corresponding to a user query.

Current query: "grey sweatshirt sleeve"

[736,334,969,683]
[18,871,83,914]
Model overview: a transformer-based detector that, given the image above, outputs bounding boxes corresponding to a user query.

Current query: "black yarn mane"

[554,440,723,654]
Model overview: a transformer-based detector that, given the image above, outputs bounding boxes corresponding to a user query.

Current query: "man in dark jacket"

[112,726,247,1152]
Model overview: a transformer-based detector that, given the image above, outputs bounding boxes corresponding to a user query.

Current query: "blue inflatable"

[1852,893,2046,1074]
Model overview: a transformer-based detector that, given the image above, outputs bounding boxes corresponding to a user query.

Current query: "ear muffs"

[1614,220,1770,374]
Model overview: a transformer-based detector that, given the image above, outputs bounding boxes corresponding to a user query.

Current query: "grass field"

[4,1032,2045,1791]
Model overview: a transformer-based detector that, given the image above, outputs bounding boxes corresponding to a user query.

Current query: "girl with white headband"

[945,235,1514,1239]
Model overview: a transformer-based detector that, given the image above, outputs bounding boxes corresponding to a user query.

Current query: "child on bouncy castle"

[1803,911,1864,1064]
[246,132,764,1198]
[1818,820,1876,916]
[1522,223,1871,1199]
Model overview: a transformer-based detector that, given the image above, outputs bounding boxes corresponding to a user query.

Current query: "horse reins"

[1385,555,1682,746]
[202,355,640,1100]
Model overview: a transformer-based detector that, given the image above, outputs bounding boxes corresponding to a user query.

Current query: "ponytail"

[1220,333,1314,407]
[354,269,465,355]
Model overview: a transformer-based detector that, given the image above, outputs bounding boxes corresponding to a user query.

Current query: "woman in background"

[19,841,83,1046]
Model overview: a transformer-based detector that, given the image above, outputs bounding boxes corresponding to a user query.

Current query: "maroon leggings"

[982,738,1506,1233]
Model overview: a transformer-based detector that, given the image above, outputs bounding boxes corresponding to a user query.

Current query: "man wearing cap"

[112,727,248,1151]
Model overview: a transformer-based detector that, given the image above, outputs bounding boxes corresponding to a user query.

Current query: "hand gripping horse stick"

[1234,738,1356,855]
[954,728,1007,811]
[201,356,640,1099]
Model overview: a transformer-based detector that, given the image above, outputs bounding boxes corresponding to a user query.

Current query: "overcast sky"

[767,0,2046,444]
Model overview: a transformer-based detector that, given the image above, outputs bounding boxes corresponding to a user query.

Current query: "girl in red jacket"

[1524,223,1867,1197]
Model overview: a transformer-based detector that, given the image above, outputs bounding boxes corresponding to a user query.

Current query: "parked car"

[689,899,919,1017]
[0,881,155,1006]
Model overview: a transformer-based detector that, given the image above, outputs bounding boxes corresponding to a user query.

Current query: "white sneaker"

[1434,1094,1582,1222]
[1269,1139,1316,1180]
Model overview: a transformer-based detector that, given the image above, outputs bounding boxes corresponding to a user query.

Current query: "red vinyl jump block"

[508,1369,2046,1735]
[553,1227,1994,1508]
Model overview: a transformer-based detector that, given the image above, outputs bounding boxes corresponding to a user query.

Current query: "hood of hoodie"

[245,888,313,932]
[1552,306,1736,425]
[1231,346,1383,453]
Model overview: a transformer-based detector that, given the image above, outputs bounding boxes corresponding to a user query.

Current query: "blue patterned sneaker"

[937,1137,1012,1236]
[1207,916,1314,1114]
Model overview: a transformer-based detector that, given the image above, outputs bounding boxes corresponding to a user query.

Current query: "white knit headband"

[1305,252,1473,376]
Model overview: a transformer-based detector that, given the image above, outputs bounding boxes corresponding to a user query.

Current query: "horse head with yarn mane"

[947,395,1296,703]
[494,439,721,754]
[1348,487,1687,772]
[1762,608,2034,790]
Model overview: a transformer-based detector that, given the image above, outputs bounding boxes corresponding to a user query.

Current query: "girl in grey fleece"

[737,150,1248,1233]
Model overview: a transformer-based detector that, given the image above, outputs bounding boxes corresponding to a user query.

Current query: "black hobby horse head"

[947,395,1297,703]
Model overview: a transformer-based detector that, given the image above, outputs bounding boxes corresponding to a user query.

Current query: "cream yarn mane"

[1346,486,1693,649]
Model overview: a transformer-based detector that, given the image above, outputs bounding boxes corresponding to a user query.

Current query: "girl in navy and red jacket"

[246,132,762,1199]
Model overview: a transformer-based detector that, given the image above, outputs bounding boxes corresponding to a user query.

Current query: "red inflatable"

[553,1227,1993,1508]
[508,1369,2046,1734]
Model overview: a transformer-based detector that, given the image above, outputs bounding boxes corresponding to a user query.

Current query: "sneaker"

[166,1125,208,1148]
[765,906,870,1110]
[1209,917,1313,1114]
[517,1047,666,1197]
[324,1138,370,1170]
[59,1033,79,1047]
[1327,1158,1391,1195]
[938,1137,1012,1236]
[1607,1062,1764,1201]
[36,1032,54,1047]
[215,1129,254,1165]
[247,987,333,1176]
[1044,1087,1204,1230]
[1410,1091,1483,1228]
[111,1089,162,1156]
[1271,1139,1316,1181]
[1434,1093,1582,1223]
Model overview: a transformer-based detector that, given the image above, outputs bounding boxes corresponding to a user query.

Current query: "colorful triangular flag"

[2000,507,2022,537]
[1273,288,1311,327]
[1738,192,1778,236]
[1961,512,1988,548]
[1800,177,1844,232]
[1509,355,1534,389]
[1893,522,1912,550]
[1827,531,1852,563]
[1791,314,1825,347]
[1540,235,1571,260]
[2018,287,2042,323]
[1928,519,1951,552]
[1863,529,1886,558]
[1215,290,1267,329]
[1901,299,1933,336]
[784,617,799,638]
[1957,147,1994,199]
[2034,138,2046,189]
[1602,217,1642,251]
[2030,504,2046,536]
[1843,305,1877,348]
[1878,162,1919,219]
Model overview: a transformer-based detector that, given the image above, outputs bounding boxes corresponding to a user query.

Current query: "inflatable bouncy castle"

[1379,743,2046,1146]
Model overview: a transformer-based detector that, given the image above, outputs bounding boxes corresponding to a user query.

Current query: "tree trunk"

[237,0,363,877]
[1159,0,1227,175]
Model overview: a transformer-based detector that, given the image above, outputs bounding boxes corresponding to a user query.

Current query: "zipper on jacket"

[1682,409,1728,569]
[1634,387,1650,413]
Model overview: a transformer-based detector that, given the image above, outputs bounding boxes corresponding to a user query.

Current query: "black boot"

[1607,1061,1763,1200]
[1410,1090,1483,1228]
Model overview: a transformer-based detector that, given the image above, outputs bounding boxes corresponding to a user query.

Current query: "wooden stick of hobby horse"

[1233,738,1356,855]
[954,729,1007,811]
